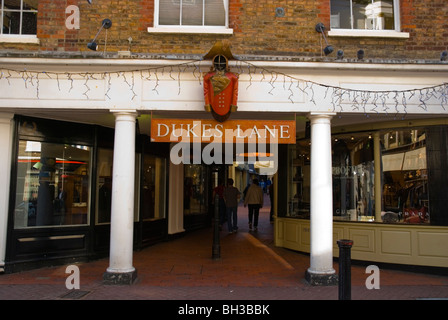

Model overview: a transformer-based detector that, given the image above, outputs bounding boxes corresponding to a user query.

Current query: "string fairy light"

[0,59,447,116]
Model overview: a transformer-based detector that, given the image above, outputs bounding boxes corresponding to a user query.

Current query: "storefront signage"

[151,119,296,144]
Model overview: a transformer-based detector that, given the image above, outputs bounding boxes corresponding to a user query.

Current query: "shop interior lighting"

[87,19,112,51]
[315,23,334,56]
[237,152,274,158]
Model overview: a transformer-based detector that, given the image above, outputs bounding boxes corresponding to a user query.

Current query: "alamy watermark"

[166,124,280,175]
[65,5,80,30]
[365,265,380,289]
[65,265,80,290]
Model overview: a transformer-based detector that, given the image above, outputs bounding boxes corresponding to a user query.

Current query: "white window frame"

[148,0,233,34]
[328,0,409,39]
[0,0,39,43]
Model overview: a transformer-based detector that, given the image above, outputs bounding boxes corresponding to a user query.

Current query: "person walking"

[244,178,264,231]
[223,178,241,234]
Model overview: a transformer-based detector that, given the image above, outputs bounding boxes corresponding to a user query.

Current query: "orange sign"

[151,119,296,144]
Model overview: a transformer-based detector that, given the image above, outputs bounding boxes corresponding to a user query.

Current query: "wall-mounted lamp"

[357,49,365,60]
[87,18,112,51]
[336,50,344,60]
[315,23,334,56]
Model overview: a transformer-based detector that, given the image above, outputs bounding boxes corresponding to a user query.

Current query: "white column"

[103,110,138,285]
[305,113,337,286]
[168,158,185,235]
[373,132,382,222]
[0,113,14,272]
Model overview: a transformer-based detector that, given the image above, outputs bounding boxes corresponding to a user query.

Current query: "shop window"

[14,141,91,228]
[287,143,311,218]
[95,149,167,225]
[1,0,37,35]
[289,128,433,225]
[332,134,375,222]
[381,129,429,224]
[96,148,113,224]
[331,129,429,224]
[184,164,208,215]
[330,0,398,31]
[141,155,167,221]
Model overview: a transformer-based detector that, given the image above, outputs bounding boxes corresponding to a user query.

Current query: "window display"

[96,148,113,224]
[381,129,429,224]
[14,141,91,228]
[287,128,430,225]
[332,135,375,221]
[184,164,208,215]
[141,155,167,221]
[95,150,167,224]
[287,143,310,218]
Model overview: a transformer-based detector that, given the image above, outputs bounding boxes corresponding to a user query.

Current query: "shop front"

[275,118,448,269]
[4,116,170,273]
[1,53,448,281]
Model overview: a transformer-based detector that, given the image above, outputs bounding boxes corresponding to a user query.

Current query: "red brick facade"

[1,0,447,60]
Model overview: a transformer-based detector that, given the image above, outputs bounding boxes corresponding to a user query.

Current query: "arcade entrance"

[182,161,259,232]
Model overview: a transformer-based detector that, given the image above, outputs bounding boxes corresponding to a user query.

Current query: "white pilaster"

[104,110,138,284]
[0,113,14,272]
[306,113,337,285]
[373,132,382,222]
[168,158,185,235]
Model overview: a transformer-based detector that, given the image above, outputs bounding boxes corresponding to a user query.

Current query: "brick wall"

[1,0,447,60]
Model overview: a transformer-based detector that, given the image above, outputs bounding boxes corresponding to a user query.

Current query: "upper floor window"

[329,0,408,38]
[1,0,37,35]
[149,0,233,34]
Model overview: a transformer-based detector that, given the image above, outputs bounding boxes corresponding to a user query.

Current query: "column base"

[305,269,338,286]
[103,269,138,285]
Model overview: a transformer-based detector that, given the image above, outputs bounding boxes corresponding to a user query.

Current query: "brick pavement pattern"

[1,195,448,301]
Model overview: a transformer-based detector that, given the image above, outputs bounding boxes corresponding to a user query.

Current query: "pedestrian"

[223,178,241,234]
[244,178,264,231]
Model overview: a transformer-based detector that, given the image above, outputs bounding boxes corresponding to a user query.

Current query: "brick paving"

[1,195,448,303]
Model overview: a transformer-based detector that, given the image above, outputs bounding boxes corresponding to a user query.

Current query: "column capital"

[307,112,336,122]
[110,109,138,117]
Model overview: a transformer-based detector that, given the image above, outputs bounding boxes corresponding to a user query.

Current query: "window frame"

[328,0,409,39]
[0,0,39,43]
[148,0,233,34]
